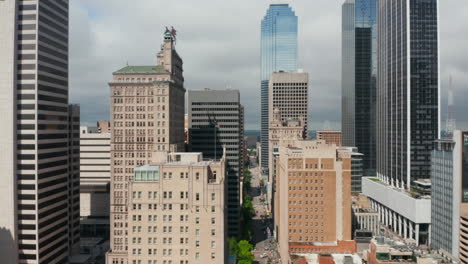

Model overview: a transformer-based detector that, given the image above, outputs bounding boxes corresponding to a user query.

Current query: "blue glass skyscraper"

[260,4,298,171]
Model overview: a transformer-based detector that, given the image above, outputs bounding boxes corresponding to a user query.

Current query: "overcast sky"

[70,0,468,130]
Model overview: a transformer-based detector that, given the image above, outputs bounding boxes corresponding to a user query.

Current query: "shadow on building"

[0,227,17,264]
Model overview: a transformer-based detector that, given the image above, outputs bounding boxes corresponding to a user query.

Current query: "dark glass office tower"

[341,0,377,176]
[188,89,244,238]
[377,0,439,188]
[260,4,297,173]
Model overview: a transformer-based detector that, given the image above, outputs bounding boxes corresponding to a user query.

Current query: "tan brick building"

[274,140,352,263]
[127,152,227,264]
[316,130,342,147]
[107,29,185,263]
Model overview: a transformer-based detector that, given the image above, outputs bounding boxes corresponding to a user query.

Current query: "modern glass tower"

[376,0,440,189]
[260,4,298,172]
[341,0,377,176]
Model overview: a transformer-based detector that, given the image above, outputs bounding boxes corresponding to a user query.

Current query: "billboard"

[462,132,468,202]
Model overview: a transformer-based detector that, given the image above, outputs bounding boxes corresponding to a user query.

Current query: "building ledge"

[362,177,431,224]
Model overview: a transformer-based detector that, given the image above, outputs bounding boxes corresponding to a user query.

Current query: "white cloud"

[70,0,468,130]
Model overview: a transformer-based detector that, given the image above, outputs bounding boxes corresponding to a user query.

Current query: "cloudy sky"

[70,0,468,130]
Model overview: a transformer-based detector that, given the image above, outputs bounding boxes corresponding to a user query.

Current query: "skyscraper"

[268,71,308,182]
[363,0,439,246]
[187,89,244,237]
[260,4,298,173]
[376,0,439,188]
[107,29,185,263]
[0,1,80,263]
[341,0,377,176]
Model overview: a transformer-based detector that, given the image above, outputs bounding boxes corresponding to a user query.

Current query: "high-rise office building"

[127,152,227,264]
[376,0,439,188]
[260,4,298,172]
[80,123,111,239]
[107,29,185,263]
[430,131,468,262]
[363,0,439,246]
[187,89,244,237]
[341,0,377,176]
[269,72,308,131]
[0,1,81,263]
[274,140,352,264]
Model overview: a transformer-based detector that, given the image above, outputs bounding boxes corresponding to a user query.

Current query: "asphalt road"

[248,156,280,264]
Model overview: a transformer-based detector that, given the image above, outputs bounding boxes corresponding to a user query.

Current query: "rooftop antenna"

[446,74,456,138]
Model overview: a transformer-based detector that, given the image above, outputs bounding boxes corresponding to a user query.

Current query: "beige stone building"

[127,152,227,264]
[274,140,352,263]
[263,71,308,175]
[316,130,342,147]
[268,108,305,183]
[107,29,185,263]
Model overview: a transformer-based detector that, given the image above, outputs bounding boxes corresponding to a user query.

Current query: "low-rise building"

[80,123,111,239]
[317,130,342,147]
[352,195,380,241]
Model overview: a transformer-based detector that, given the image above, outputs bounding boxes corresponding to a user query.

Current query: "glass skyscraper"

[376,0,439,188]
[260,4,298,171]
[341,0,377,176]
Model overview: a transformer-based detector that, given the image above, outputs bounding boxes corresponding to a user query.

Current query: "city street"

[248,155,280,264]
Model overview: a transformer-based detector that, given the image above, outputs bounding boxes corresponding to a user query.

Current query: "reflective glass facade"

[377,0,439,188]
[342,0,377,176]
[260,4,298,170]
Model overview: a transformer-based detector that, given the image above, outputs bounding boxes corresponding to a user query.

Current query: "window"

[211,217,215,224]
[196,172,200,180]
[196,241,200,248]
[196,206,199,213]
[195,217,200,224]
[196,193,200,201]
[211,229,215,236]
[211,241,216,248]
[211,193,215,201]
[211,206,215,213]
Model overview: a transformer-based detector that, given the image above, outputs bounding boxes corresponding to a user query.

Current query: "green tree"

[229,237,239,256]
[243,176,251,191]
[237,240,254,264]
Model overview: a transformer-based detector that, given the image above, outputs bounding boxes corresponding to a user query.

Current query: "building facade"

[363,0,439,246]
[260,4,298,172]
[107,29,185,263]
[269,71,308,135]
[376,0,439,188]
[127,152,227,264]
[274,140,352,263]
[341,0,377,176]
[430,131,468,262]
[317,130,343,147]
[0,1,82,263]
[187,89,244,237]
[80,124,111,239]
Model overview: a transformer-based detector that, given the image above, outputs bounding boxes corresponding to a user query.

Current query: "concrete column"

[393,212,397,233]
[403,218,408,239]
[398,215,402,237]
[416,224,420,245]
[409,222,414,240]
[385,208,389,227]
[428,225,431,246]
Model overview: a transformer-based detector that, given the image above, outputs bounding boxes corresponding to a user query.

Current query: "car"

[260,253,268,258]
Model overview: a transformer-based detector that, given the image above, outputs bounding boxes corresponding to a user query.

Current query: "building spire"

[446,74,456,138]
